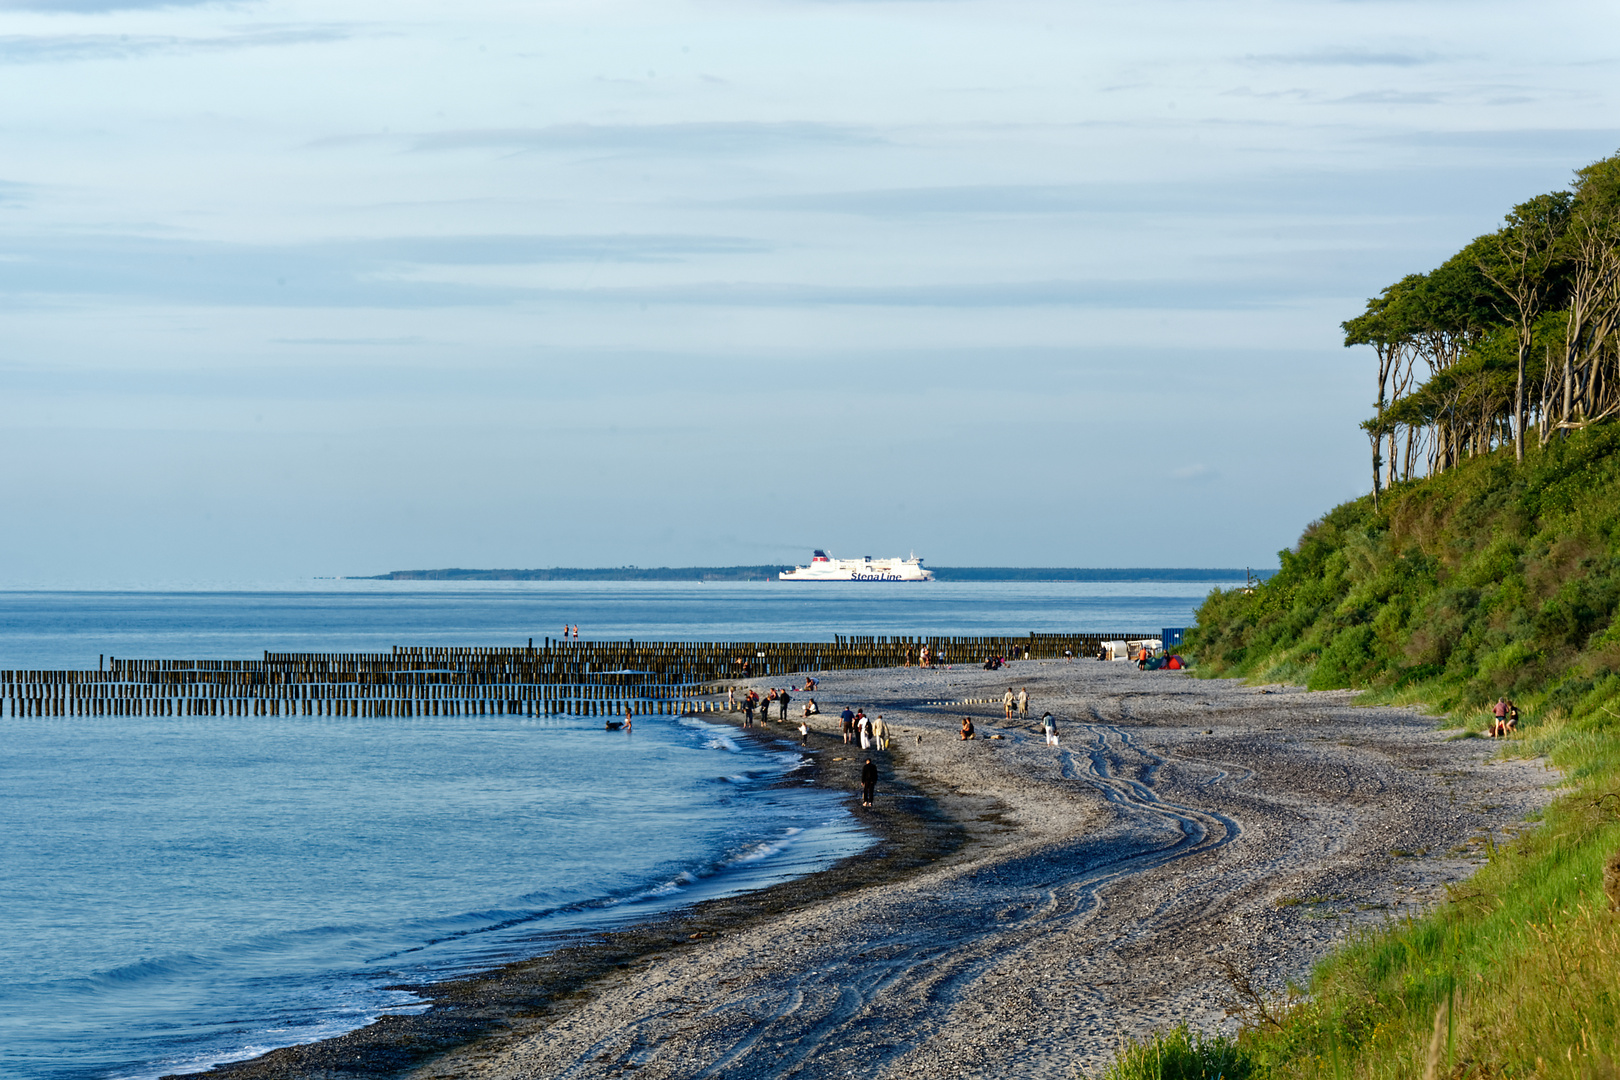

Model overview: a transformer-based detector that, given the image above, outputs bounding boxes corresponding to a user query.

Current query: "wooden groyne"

[1,632,1147,719]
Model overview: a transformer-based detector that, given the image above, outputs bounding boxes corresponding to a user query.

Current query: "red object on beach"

[1166,656,1183,669]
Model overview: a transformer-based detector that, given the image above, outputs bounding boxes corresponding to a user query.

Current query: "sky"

[1,0,1617,586]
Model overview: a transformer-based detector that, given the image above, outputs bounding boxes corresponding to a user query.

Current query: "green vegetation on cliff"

[1178,428,1620,1080]
[1192,421,1620,712]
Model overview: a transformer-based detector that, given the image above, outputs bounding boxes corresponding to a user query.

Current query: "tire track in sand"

[654,712,1247,1079]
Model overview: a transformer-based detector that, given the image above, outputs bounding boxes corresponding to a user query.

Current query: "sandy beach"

[193,661,1554,1080]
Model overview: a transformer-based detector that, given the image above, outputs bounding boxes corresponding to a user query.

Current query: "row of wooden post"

[2,632,1145,719]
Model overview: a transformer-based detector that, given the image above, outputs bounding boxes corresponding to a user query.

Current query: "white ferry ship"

[779,551,934,582]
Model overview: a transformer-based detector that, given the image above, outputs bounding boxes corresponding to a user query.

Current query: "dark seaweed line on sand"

[173,724,966,1080]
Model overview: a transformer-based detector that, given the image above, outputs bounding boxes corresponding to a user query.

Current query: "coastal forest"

[1160,155,1620,1080]
[1345,151,1620,493]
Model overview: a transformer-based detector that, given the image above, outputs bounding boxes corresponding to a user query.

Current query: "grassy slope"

[1176,425,1620,1080]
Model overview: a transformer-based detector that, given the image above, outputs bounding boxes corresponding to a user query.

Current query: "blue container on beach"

[1161,627,1185,648]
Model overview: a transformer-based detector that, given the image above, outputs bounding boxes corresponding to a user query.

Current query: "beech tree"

[1345,151,1620,483]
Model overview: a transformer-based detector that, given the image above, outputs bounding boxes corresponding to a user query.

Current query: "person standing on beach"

[861,757,877,808]
[1042,711,1056,746]
[743,695,755,727]
[1004,688,1015,719]
[841,705,854,743]
[1017,687,1029,719]
[872,714,887,750]
[858,711,872,750]
[779,689,791,721]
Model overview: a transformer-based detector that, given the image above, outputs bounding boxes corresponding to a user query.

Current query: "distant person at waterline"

[778,690,791,720]
[861,758,877,808]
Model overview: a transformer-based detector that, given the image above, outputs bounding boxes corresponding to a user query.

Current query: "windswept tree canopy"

[1343,151,1620,487]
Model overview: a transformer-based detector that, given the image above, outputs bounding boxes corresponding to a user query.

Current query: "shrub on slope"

[1191,421,1620,714]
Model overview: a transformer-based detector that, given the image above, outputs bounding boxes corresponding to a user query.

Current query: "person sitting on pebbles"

[960,716,976,740]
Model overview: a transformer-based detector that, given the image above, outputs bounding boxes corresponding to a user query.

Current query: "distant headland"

[358,567,1268,582]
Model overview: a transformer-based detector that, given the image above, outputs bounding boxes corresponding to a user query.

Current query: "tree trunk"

[1515,332,1528,462]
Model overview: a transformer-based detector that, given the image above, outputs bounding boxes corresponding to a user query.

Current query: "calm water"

[0,580,1225,1080]
[0,579,1221,670]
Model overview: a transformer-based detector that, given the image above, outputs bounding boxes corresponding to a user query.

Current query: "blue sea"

[0,579,1230,1080]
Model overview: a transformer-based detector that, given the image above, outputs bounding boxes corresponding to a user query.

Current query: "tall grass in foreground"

[1101,1025,1255,1080]
[1164,427,1620,1078]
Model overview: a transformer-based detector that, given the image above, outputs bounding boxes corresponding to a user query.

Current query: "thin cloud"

[388,122,886,157]
[711,171,1484,219]
[1333,89,1445,106]
[270,337,427,346]
[0,25,357,64]
[1246,47,1444,67]
[515,277,1348,310]
[0,0,218,9]
[0,232,774,308]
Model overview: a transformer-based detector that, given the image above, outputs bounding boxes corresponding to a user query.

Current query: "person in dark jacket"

[861,758,877,807]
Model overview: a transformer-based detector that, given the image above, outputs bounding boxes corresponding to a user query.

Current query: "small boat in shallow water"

[779,551,933,582]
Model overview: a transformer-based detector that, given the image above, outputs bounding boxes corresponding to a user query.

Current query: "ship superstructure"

[779,551,934,582]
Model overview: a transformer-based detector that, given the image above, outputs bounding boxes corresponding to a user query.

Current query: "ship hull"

[779,553,933,582]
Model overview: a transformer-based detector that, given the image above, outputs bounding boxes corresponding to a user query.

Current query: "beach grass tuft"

[1100,1025,1257,1080]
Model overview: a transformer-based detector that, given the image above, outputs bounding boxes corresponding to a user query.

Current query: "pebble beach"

[191,659,1554,1080]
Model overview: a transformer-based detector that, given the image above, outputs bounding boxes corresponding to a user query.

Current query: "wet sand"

[181,661,1554,1080]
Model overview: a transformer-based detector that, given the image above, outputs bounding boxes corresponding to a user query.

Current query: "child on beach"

[960,716,976,740]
